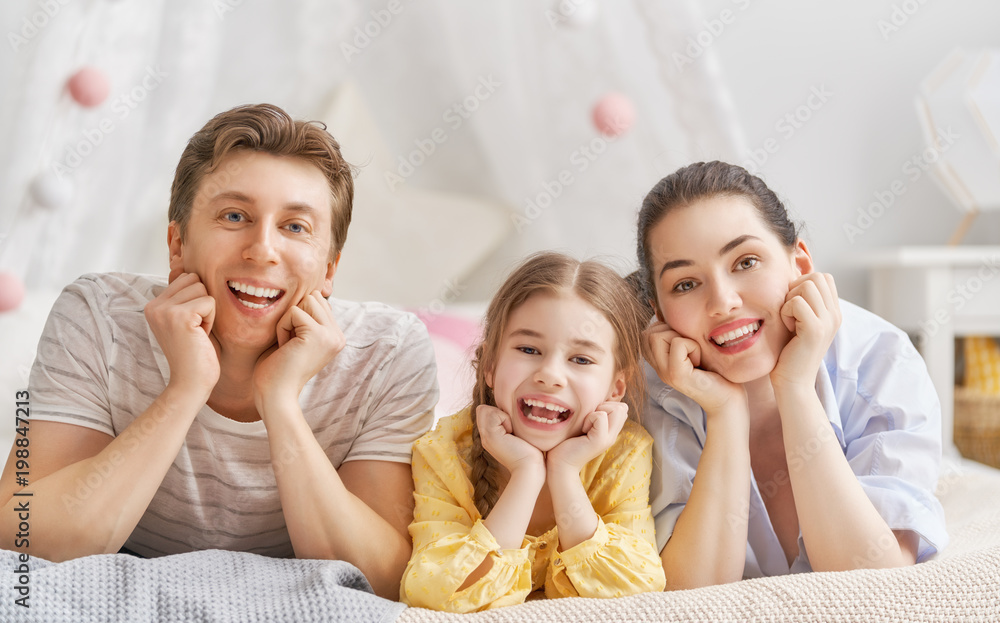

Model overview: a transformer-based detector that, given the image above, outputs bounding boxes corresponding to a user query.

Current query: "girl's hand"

[771,273,841,391]
[645,320,743,413]
[547,401,628,473]
[476,404,545,478]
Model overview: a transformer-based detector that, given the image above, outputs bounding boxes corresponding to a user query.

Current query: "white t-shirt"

[29,273,439,558]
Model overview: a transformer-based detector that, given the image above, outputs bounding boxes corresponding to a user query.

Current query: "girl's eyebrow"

[658,234,762,278]
[508,328,606,354]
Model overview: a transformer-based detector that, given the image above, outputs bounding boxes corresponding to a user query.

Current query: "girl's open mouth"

[518,398,573,425]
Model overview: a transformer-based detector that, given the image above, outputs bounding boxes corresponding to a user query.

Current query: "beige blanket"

[399,457,1000,622]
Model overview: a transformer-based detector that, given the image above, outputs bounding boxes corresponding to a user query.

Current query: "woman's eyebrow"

[658,234,763,278]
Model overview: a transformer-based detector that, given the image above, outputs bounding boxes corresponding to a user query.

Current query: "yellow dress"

[400,408,666,612]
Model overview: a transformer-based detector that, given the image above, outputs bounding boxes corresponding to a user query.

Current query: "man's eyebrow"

[508,328,607,354]
[208,192,319,214]
[657,234,763,278]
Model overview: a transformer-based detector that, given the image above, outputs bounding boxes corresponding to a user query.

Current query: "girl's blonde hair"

[469,251,648,518]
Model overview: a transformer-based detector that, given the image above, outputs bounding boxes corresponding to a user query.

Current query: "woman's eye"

[738,257,759,270]
[672,280,695,293]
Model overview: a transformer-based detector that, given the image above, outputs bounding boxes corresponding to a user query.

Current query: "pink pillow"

[413,309,483,421]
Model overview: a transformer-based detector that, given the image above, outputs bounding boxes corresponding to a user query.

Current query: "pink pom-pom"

[0,272,25,313]
[68,66,110,108]
[592,92,635,138]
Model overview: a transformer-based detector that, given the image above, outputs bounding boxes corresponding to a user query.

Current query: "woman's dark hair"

[636,161,798,305]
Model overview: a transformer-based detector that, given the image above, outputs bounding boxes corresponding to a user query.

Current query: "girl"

[400,252,666,612]
[636,161,949,588]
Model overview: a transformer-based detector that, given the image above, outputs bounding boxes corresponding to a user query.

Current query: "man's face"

[168,150,337,353]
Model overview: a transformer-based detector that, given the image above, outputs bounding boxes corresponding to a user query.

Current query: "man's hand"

[644,320,743,413]
[476,404,545,479]
[144,272,220,401]
[253,290,345,411]
[770,273,841,392]
[547,401,628,473]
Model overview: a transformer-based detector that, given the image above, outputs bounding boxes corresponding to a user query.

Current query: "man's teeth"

[227,281,282,299]
[713,321,760,345]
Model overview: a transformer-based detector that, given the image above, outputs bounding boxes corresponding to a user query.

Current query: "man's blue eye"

[287,223,303,233]
[225,212,242,222]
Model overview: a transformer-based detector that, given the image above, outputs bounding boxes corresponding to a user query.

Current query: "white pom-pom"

[29,169,74,209]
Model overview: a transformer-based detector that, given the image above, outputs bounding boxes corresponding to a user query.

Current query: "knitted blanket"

[0,548,405,623]
[398,457,1000,622]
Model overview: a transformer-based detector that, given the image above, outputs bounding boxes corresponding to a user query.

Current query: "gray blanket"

[0,548,406,623]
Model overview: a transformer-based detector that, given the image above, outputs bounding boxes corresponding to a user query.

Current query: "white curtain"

[0,0,743,304]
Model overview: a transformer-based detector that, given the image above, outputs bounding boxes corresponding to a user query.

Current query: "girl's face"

[647,194,813,385]
[488,290,626,452]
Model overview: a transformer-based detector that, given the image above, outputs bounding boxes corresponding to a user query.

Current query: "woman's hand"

[546,401,628,473]
[771,273,841,392]
[645,320,744,413]
[476,404,546,479]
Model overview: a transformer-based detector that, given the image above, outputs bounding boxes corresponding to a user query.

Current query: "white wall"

[701,0,1000,306]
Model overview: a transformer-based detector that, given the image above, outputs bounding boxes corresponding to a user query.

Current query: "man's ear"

[792,239,814,277]
[608,372,627,402]
[321,252,340,298]
[167,222,184,284]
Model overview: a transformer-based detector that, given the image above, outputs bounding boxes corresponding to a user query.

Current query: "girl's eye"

[571,356,594,365]
[517,346,539,355]
[672,280,695,293]
[737,256,759,270]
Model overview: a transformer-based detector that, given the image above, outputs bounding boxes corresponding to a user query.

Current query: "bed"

[1,296,998,622]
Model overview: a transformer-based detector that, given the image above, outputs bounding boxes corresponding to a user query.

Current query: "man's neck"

[207,343,273,423]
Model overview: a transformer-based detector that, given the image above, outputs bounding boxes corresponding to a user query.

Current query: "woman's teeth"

[712,321,760,346]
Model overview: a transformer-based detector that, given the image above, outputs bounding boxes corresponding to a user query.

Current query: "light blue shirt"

[644,300,949,577]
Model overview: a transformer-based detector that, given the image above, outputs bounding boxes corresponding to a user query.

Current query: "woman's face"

[646,194,813,384]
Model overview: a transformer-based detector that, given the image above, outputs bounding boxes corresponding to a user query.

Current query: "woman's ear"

[167,222,184,283]
[652,300,665,324]
[792,239,814,277]
[608,372,627,402]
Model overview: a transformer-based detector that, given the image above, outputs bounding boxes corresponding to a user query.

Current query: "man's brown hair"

[168,103,355,259]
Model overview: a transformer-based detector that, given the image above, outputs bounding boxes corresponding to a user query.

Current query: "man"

[0,104,438,599]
